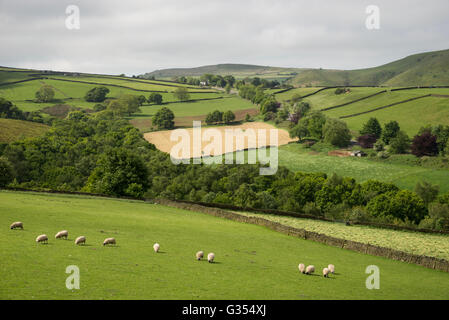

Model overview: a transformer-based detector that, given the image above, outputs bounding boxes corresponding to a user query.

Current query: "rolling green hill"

[143,49,449,86]
[1,190,448,299]
[288,49,449,87]
[143,63,301,80]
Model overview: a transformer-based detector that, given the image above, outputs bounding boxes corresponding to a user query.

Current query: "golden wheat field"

[144,122,297,159]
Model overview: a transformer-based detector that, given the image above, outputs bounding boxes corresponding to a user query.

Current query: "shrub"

[389,131,409,154]
[357,134,377,148]
[223,110,236,124]
[411,131,439,157]
[335,88,345,95]
[263,111,276,122]
[373,140,385,151]
[414,181,439,205]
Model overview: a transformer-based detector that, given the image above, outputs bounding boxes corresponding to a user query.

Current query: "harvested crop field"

[144,122,297,158]
[236,211,449,260]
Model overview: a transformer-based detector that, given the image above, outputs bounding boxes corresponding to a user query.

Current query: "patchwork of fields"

[1,191,448,300]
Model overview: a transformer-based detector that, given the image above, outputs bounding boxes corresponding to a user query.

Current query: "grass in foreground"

[0,190,448,300]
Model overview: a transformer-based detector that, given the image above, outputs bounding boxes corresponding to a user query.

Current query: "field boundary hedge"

[339,94,431,119]
[321,90,387,111]
[153,198,449,273]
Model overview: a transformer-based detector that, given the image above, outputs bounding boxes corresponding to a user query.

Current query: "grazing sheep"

[298,263,306,274]
[207,252,215,263]
[10,222,23,230]
[153,243,160,253]
[55,230,68,239]
[103,237,116,246]
[36,234,48,244]
[75,236,86,245]
[328,264,335,274]
[305,265,315,275]
[323,268,330,278]
[196,251,204,261]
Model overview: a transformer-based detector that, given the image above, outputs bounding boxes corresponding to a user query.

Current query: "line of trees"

[205,110,236,125]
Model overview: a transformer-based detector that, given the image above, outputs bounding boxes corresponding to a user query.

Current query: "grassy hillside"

[1,190,448,300]
[143,63,301,81]
[0,118,49,143]
[288,49,449,87]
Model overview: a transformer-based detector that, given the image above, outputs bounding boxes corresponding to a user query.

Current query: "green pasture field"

[342,96,449,135]
[0,190,448,299]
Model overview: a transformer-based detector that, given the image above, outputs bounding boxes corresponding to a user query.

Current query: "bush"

[411,131,439,157]
[357,134,377,148]
[263,112,276,122]
[373,140,385,152]
[414,181,439,205]
[389,131,409,154]
[345,206,371,223]
[335,88,345,95]
[223,110,236,124]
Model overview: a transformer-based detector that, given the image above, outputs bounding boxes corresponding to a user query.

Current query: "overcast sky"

[0,0,448,75]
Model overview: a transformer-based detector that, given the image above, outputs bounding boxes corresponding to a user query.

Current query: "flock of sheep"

[10,221,216,263]
[12,222,335,275]
[298,263,335,277]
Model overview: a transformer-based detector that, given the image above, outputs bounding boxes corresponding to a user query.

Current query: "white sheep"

[36,234,48,244]
[305,265,315,275]
[298,263,306,274]
[55,230,68,239]
[10,221,23,230]
[323,267,330,278]
[196,251,204,261]
[75,236,86,245]
[153,243,160,253]
[103,237,116,246]
[328,264,335,274]
[207,252,215,263]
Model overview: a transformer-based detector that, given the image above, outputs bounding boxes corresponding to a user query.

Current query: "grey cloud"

[0,0,448,74]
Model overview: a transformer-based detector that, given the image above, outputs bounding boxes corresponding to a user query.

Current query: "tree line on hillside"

[0,110,449,231]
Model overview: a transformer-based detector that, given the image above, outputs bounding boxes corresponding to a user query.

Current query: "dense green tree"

[148,93,163,105]
[414,181,439,205]
[84,148,149,198]
[0,98,24,120]
[137,95,147,106]
[0,156,14,187]
[382,121,400,144]
[223,110,236,124]
[173,87,190,101]
[389,131,410,154]
[323,118,351,147]
[35,85,55,103]
[84,87,110,102]
[152,107,175,129]
[360,117,382,139]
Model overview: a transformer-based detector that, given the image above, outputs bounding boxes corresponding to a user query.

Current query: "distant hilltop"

[142,49,449,87]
